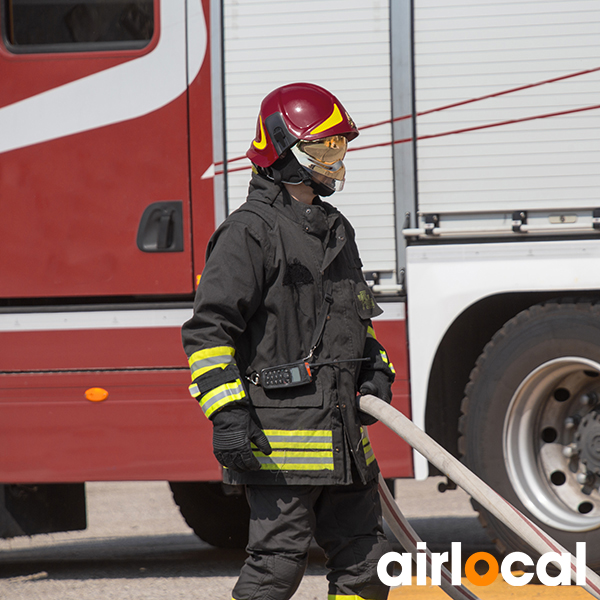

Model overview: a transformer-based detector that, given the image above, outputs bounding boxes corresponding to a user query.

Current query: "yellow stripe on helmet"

[252,115,267,150]
[309,103,343,135]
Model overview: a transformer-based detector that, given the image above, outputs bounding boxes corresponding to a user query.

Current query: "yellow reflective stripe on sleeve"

[189,383,201,398]
[367,325,377,339]
[309,103,343,135]
[380,350,396,375]
[253,450,334,471]
[362,433,376,466]
[200,379,245,418]
[188,346,235,380]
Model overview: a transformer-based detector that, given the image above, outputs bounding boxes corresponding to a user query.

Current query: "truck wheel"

[459,300,600,570]
[169,481,249,548]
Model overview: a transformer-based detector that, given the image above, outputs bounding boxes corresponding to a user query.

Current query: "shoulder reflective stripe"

[253,450,334,471]
[309,103,343,135]
[200,379,245,418]
[367,325,377,339]
[188,346,235,379]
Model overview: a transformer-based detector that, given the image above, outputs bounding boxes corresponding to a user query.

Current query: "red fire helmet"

[246,83,359,168]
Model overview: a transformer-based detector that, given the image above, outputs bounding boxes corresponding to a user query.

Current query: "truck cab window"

[3,0,154,52]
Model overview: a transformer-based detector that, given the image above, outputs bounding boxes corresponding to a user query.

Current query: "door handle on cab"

[137,201,184,252]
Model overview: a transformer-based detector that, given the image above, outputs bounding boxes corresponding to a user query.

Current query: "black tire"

[169,481,250,549]
[459,300,600,570]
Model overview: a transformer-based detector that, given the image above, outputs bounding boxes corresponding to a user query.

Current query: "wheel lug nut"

[580,392,598,407]
[563,444,578,458]
[577,471,594,485]
[565,415,581,429]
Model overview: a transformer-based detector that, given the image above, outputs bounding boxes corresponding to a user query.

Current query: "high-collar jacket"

[182,174,385,485]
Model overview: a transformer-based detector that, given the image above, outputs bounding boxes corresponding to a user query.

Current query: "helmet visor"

[297,135,347,165]
[291,135,348,192]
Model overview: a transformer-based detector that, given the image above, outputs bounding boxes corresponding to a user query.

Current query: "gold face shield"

[291,135,348,192]
[297,135,348,165]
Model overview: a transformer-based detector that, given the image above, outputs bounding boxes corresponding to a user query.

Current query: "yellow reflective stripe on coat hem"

[262,429,332,438]
[265,441,332,450]
[255,429,333,451]
[258,463,335,471]
[253,450,334,471]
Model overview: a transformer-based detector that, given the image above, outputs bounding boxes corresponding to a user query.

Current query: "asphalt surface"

[0,477,497,600]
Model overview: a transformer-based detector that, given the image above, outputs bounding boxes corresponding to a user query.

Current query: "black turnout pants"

[231,476,391,600]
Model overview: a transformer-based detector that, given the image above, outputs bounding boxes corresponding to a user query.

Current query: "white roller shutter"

[223,0,395,273]
[413,0,600,217]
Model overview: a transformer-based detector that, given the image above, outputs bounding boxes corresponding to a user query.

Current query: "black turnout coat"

[182,173,391,486]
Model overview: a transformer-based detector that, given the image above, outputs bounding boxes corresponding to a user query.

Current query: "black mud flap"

[0,483,86,538]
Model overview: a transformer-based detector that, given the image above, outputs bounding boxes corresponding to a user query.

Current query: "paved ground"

[0,478,591,599]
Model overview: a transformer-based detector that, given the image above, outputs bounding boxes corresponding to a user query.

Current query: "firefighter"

[181,82,395,600]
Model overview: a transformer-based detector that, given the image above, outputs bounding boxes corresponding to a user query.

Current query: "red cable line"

[416,103,600,143]
[216,101,600,172]
[361,65,600,131]
[219,66,600,169]
[348,103,600,153]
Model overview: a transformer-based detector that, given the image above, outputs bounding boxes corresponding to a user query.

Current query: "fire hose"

[358,394,600,599]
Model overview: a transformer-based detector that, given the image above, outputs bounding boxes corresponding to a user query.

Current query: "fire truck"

[1,0,599,567]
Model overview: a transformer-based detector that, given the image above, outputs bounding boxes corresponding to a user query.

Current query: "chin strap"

[260,153,333,194]
[309,178,335,197]
[257,153,337,197]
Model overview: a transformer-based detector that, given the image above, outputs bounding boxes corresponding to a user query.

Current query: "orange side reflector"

[85,387,109,402]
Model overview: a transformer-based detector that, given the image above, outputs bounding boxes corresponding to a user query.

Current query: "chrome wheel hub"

[504,357,600,532]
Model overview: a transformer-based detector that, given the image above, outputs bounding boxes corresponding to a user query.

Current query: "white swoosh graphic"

[0,0,206,155]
